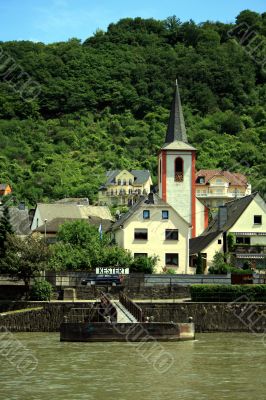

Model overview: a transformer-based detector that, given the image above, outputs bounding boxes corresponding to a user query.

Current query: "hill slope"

[0,10,265,204]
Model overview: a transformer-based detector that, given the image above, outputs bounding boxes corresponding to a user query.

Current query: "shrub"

[30,280,53,301]
[131,256,157,274]
[190,284,266,302]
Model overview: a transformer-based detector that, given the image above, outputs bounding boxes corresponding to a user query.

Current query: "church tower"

[158,82,197,237]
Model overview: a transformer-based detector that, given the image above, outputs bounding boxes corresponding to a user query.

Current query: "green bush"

[30,280,53,301]
[190,284,266,302]
[131,256,157,274]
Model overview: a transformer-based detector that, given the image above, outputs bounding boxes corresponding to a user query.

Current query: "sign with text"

[96,267,130,275]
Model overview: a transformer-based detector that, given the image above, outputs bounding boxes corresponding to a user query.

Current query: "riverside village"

[0,6,266,398]
[1,81,266,338]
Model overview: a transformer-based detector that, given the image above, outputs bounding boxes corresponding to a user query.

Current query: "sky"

[0,0,265,43]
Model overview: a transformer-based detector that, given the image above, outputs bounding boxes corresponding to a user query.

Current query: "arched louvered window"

[175,158,184,182]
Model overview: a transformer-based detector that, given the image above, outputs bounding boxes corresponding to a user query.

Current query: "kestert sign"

[96,267,129,275]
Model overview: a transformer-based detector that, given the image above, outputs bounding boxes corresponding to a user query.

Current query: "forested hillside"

[0,10,265,205]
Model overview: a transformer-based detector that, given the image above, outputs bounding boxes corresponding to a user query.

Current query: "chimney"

[148,192,154,204]
[218,206,228,230]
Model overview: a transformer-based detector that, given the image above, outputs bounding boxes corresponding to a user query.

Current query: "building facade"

[111,194,193,273]
[196,169,251,208]
[190,193,266,271]
[98,169,152,206]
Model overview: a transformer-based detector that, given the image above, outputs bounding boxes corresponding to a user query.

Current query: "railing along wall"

[119,292,143,322]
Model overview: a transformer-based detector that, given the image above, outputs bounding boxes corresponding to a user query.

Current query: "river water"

[0,332,265,400]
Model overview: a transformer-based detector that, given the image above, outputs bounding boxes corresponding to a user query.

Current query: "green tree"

[1,235,51,292]
[196,253,204,274]
[0,207,14,258]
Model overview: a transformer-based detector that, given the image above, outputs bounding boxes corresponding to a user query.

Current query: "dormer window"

[197,176,205,184]
[175,158,183,182]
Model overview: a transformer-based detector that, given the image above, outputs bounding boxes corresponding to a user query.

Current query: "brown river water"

[0,332,265,400]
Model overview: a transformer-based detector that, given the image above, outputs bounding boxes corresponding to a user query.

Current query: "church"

[111,82,208,272]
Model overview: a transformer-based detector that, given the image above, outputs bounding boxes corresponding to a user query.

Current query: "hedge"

[190,284,266,302]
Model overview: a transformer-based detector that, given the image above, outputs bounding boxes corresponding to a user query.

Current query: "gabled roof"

[189,192,258,254]
[190,231,222,255]
[35,203,113,223]
[164,81,188,144]
[196,170,248,186]
[0,206,30,235]
[104,169,151,186]
[111,193,190,231]
[35,217,112,234]
[204,192,257,235]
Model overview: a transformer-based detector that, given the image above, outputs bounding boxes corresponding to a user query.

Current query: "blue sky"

[0,0,265,43]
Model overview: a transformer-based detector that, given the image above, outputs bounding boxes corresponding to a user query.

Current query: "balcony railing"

[234,245,266,255]
[196,191,246,198]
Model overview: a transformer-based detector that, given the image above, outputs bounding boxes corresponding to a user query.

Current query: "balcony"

[234,245,266,255]
[196,190,246,198]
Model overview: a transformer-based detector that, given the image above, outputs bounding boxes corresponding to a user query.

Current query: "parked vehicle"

[81,274,123,286]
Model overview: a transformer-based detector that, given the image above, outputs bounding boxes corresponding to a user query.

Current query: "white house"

[190,192,266,271]
[111,193,193,273]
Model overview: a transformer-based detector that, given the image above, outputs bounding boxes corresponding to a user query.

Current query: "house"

[157,81,208,237]
[0,184,12,197]
[34,216,113,243]
[98,169,152,206]
[110,193,193,273]
[190,192,266,272]
[196,170,251,208]
[31,202,113,231]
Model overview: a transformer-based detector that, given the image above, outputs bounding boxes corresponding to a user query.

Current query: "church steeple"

[165,81,188,144]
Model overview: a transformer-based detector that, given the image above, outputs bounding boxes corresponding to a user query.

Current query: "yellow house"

[196,169,251,208]
[190,192,266,272]
[111,193,194,273]
[98,169,152,206]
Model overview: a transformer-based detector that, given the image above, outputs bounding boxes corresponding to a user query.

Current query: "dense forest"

[0,9,265,205]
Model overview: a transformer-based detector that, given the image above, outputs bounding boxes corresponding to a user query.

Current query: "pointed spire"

[165,81,188,144]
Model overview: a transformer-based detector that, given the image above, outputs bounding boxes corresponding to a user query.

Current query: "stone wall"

[138,302,266,333]
[0,302,95,332]
[1,301,265,333]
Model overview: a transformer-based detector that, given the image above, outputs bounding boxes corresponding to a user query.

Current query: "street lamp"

[44,218,47,242]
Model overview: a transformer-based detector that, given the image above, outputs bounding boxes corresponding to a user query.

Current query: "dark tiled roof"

[190,232,222,255]
[189,192,258,254]
[104,169,151,187]
[165,81,188,144]
[0,206,30,235]
[131,170,150,185]
[204,192,257,235]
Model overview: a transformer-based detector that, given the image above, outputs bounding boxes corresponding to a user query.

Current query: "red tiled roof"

[196,170,248,186]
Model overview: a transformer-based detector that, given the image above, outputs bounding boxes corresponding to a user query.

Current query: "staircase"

[110,300,137,323]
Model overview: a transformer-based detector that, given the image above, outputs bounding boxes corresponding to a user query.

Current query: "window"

[123,179,127,185]
[218,239,222,244]
[162,210,169,220]
[159,160,162,183]
[134,253,148,258]
[134,229,148,240]
[175,157,183,182]
[236,237,251,245]
[165,253,179,266]
[143,210,150,220]
[165,229,179,240]
[117,179,121,185]
[254,215,262,225]
[129,179,133,185]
